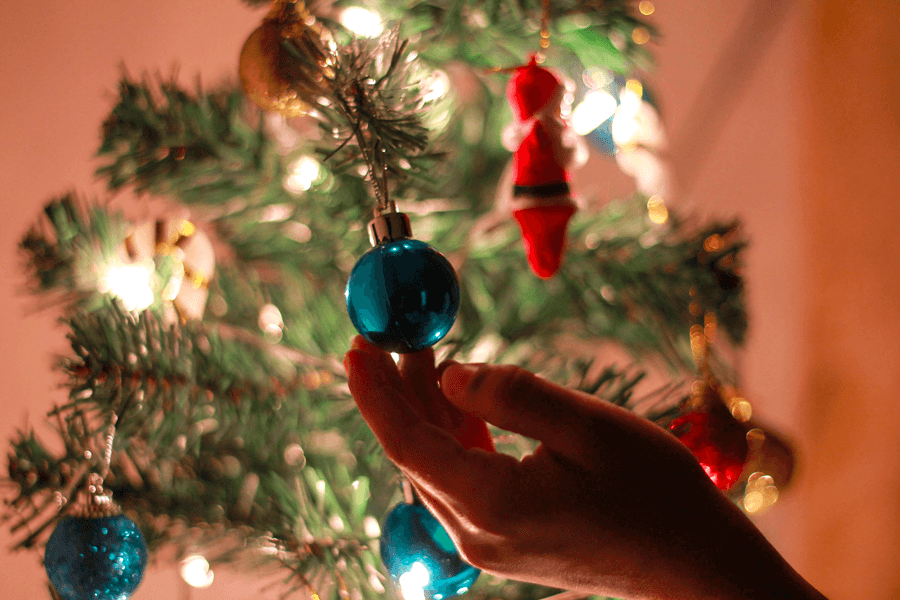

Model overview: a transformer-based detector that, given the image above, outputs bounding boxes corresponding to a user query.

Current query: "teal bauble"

[380,502,480,600]
[45,514,147,600]
[346,239,460,353]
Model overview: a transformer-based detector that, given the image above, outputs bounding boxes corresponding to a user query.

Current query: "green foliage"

[6,2,747,599]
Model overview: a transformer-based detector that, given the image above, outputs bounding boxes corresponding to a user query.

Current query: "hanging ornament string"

[538,0,552,59]
[97,413,118,484]
[44,410,149,600]
[486,0,553,75]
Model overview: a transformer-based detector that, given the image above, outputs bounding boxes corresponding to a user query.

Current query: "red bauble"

[670,398,749,491]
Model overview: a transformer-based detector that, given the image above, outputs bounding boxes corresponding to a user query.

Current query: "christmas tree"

[3,1,796,599]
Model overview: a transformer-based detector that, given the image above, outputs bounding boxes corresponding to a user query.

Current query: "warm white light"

[571,90,618,135]
[181,555,214,588]
[421,70,450,104]
[100,263,155,311]
[390,352,400,363]
[284,156,322,194]
[340,7,384,38]
[399,562,431,600]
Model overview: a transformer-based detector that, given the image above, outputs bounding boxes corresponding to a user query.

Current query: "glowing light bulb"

[571,90,618,135]
[180,555,214,588]
[647,195,669,224]
[632,26,651,45]
[101,263,155,311]
[284,156,322,194]
[422,70,450,104]
[340,7,384,38]
[399,562,431,600]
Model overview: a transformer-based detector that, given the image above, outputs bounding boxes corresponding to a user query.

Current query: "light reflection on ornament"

[398,561,431,600]
[181,555,214,588]
[340,7,384,38]
[639,1,655,15]
[100,263,155,311]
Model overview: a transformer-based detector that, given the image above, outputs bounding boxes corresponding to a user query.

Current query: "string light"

[284,156,323,194]
[639,1,655,16]
[339,7,384,38]
[181,555,214,588]
[647,195,669,224]
[743,472,779,514]
[632,26,651,45]
[571,90,618,135]
[99,263,155,312]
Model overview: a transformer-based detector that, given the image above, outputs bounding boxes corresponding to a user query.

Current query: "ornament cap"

[368,202,413,246]
[71,473,121,518]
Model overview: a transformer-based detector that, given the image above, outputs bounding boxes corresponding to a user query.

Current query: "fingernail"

[441,363,481,399]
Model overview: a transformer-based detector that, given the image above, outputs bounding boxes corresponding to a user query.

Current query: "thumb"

[441,363,596,458]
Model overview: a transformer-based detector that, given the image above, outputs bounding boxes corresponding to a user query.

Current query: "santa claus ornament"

[503,57,582,278]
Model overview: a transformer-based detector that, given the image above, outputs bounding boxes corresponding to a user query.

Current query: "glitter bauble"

[45,514,148,600]
[670,398,749,491]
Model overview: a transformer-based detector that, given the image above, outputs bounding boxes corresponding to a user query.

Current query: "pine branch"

[97,74,280,205]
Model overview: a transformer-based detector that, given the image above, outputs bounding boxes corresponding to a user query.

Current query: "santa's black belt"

[513,182,570,197]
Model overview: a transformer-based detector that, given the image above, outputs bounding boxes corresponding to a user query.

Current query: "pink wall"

[1,1,896,598]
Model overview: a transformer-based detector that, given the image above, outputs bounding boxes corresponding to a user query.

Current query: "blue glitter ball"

[45,514,148,600]
[346,239,460,353]
[380,502,480,600]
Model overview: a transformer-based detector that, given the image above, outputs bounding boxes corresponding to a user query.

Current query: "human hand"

[344,336,825,600]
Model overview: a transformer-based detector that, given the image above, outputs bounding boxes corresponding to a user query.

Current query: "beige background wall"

[1,1,897,598]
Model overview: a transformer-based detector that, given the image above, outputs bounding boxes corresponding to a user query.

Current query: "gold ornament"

[238,0,333,117]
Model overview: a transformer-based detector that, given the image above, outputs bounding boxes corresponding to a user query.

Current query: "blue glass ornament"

[45,514,148,600]
[380,502,480,600]
[346,238,460,354]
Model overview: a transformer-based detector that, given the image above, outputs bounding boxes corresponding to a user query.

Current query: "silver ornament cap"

[368,201,412,247]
